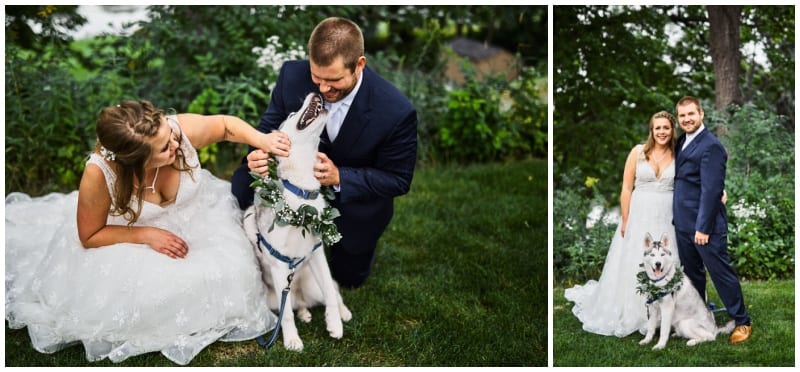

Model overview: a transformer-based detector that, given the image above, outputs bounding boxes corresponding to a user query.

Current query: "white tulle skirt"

[564,188,677,337]
[5,171,276,365]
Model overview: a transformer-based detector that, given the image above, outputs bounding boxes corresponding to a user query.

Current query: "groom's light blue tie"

[326,103,346,142]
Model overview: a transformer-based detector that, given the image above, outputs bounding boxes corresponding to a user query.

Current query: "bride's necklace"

[137,167,160,194]
[651,149,669,164]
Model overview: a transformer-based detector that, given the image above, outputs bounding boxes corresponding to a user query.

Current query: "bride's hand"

[261,131,290,157]
[144,227,188,259]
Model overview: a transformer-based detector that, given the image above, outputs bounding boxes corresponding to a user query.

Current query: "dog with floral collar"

[638,232,734,350]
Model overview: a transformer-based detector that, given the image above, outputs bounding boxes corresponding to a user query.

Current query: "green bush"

[553,168,618,285]
[5,5,547,196]
[5,44,99,195]
[434,62,546,163]
[715,104,795,280]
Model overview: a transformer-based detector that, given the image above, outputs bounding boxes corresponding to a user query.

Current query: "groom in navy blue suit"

[672,96,752,344]
[232,17,417,288]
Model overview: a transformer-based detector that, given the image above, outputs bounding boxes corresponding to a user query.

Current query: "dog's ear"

[661,232,670,251]
[644,232,653,249]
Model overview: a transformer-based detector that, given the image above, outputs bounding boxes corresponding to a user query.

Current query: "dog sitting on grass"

[637,232,734,350]
[243,92,351,352]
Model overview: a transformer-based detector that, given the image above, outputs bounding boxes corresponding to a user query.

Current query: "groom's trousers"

[675,228,751,326]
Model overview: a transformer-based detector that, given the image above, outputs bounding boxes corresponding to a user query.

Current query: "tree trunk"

[707,5,743,111]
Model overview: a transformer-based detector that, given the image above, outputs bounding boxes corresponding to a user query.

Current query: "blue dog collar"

[281,178,320,200]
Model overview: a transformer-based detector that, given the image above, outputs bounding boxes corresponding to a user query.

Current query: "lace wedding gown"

[5,117,276,365]
[564,149,677,337]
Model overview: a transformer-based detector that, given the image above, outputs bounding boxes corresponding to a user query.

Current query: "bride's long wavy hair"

[642,111,677,161]
[94,100,192,225]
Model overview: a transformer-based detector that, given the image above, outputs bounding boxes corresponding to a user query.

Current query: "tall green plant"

[711,104,795,280]
[434,59,545,163]
[5,44,98,195]
[553,168,618,285]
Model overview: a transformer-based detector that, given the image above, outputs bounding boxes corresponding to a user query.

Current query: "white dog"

[637,232,734,350]
[243,92,352,352]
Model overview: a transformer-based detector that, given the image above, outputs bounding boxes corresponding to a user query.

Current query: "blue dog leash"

[256,270,294,350]
[254,232,323,351]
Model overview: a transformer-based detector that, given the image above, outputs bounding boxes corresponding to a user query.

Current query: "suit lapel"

[327,70,373,158]
[678,129,708,165]
[675,134,687,166]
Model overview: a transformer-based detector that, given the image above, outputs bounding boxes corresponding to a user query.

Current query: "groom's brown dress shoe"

[729,325,752,344]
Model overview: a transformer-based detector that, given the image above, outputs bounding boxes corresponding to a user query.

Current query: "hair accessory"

[100,146,116,161]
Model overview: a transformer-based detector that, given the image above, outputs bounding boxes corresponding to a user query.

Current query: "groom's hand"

[694,231,710,246]
[314,152,340,187]
[247,149,273,177]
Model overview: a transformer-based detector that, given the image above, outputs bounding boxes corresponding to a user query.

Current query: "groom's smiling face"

[677,102,704,134]
[309,56,365,104]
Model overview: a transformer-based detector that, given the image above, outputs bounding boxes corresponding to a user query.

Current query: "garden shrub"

[553,167,618,285]
[714,104,795,280]
[434,60,546,164]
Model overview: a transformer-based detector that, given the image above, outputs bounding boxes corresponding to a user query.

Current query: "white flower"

[731,199,767,220]
[253,35,307,74]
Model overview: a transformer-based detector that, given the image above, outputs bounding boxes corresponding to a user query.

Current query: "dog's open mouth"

[651,266,663,278]
[297,94,325,130]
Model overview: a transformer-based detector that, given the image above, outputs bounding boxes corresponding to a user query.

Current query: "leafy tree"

[740,6,795,129]
[554,5,794,201]
[554,6,683,199]
[5,5,85,51]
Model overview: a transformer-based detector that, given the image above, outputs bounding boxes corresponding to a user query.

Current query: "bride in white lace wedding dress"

[564,111,678,337]
[5,101,291,365]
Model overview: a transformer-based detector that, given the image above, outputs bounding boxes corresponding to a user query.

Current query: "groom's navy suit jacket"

[672,128,728,234]
[232,60,418,256]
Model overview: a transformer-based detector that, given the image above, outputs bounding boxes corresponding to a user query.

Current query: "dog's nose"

[655,262,662,269]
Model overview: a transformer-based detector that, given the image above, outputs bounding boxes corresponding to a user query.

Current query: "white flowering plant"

[252,35,307,92]
[726,193,794,280]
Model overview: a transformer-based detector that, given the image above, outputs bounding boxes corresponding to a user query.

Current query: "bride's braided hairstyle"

[642,110,677,161]
[94,100,192,225]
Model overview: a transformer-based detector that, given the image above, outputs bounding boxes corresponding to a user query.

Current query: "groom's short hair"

[308,17,364,72]
[676,96,703,113]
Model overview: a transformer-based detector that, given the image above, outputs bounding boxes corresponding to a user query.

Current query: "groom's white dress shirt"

[682,124,706,150]
[324,70,363,142]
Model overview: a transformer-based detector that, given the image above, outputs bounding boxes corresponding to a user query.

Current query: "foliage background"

[5,5,547,195]
[553,5,795,284]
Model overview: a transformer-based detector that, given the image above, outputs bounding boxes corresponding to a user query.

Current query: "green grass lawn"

[554,279,795,366]
[5,158,547,366]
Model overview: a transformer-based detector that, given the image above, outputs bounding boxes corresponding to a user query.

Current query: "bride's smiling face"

[651,117,673,146]
[145,118,179,168]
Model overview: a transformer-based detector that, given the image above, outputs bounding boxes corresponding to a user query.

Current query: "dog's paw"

[284,337,304,352]
[327,324,343,339]
[297,308,312,323]
[339,304,352,322]
[325,311,344,339]
[639,338,650,346]
[687,339,698,346]
[652,343,666,350]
